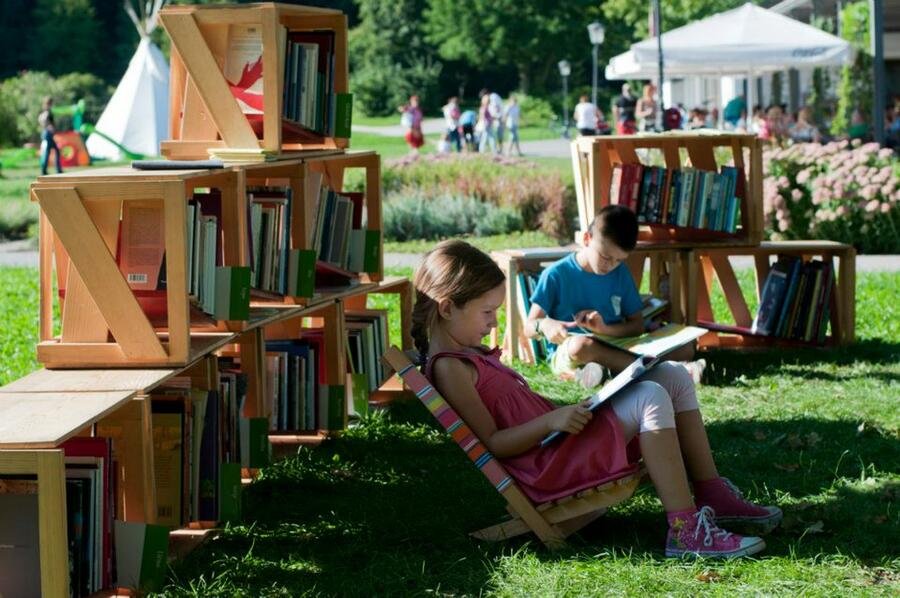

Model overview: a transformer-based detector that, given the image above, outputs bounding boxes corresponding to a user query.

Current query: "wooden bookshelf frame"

[571,132,764,246]
[683,241,856,349]
[490,246,684,364]
[161,2,350,160]
[32,167,242,369]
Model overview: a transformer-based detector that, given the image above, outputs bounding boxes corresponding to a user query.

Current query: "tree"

[601,0,744,40]
[424,0,595,96]
[832,1,872,136]
[29,0,101,77]
[350,0,442,115]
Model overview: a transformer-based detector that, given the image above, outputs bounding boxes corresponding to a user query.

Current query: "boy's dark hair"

[589,205,638,251]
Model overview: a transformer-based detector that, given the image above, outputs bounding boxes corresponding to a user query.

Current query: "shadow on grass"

[702,339,900,387]
[169,408,897,593]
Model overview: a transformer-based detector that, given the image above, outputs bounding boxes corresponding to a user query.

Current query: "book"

[751,256,798,335]
[239,417,271,468]
[219,462,242,523]
[224,24,264,117]
[214,266,251,321]
[114,521,169,592]
[541,355,660,446]
[0,478,41,598]
[584,323,708,359]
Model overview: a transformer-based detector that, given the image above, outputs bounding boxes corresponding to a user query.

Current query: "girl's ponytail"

[410,289,434,366]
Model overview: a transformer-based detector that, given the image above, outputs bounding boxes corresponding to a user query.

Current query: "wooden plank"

[169,45,188,140]
[37,450,69,598]
[39,210,54,343]
[0,391,135,448]
[570,143,588,231]
[0,368,178,395]
[754,254,771,301]
[260,5,282,152]
[163,183,191,364]
[500,484,566,550]
[38,188,168,361]
[366,155,384,281]
[239,329,266,418]
[838,247,856,344]
[162,12,260,149]
[709,253,753,327]
[60,198,121,343]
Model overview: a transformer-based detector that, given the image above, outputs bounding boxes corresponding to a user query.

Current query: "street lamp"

[558,59,571,138]
[587,22,605,108]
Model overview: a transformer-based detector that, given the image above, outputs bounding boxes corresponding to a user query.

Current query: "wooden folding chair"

[382,346,645,550]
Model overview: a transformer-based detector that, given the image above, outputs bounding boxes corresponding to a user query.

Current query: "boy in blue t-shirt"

[526,205,700,384]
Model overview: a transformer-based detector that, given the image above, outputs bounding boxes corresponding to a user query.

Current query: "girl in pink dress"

[411,240,782,558]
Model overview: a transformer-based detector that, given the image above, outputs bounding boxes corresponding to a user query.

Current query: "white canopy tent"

[86,0,169,160]
[604,2,852,116]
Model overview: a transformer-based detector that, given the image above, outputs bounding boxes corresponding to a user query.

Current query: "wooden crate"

[237,150,384,305]
[683,241,856,349]
[570,132,764,246]
[32,167,242,368]
[160,2,349,160]
[490,246,684,364]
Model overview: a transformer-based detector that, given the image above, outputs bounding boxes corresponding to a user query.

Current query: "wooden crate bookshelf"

[491,246,684,364]
[571,132,764,246]
[683,241,856,349]
[160,2,350,160]
[32,166,244,369]
[237,150,383,305]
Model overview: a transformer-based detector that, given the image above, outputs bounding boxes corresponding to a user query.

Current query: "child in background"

[399,95,424,154]
[412,240,782,558]
[525,205,706,387]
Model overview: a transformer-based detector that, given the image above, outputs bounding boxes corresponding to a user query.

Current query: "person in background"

[758,105,788,145]
[612,84,638,135]
[635,84,658,132]
[38,96,63,176]
[399,95,424,155]
[848,108,869,141]
[504,94,523,156]
[460,108,477,152]
[723,95,746,130]
[488,90,505,154]
[476,94,497,153]
[442,96,462,152]
[574,95,600,137]
[789,106,821,144]
[748,105,765,135]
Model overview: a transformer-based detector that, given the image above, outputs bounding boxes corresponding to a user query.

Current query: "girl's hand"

[574,310,606,334]
[546,400,594,435]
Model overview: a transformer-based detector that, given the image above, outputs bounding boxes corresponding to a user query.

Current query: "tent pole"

[747,69,754,131]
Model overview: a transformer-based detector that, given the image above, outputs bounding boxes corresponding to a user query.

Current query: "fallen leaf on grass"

[803,520,825,534]
[696,570,722,583]
[774,462,800,472]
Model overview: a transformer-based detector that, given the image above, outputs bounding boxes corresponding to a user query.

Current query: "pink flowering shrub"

[764,140,900,253]
[380,153,576,240]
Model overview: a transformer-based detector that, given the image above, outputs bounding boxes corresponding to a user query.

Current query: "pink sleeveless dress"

[426,347,639,503]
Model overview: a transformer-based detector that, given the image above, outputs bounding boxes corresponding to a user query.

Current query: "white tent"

[86,0,169,160]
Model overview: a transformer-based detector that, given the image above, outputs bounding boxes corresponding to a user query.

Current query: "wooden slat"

[0,368,177,394]
[162,12,259,148]
[163,182,190,364]
[37,450,69,597]
[39,210,53,343]
[0,391,135,448]
[709,253,753,327]
[260,5,282,152]
[38,188,168,361]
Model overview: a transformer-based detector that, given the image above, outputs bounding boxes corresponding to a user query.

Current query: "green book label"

[363,229,380,274]
[219,462,242,523]
[294,249,316,297]
[140,524,169,590]
[215,266,251,321]
[250,417,271,468]
[351,373,368,416]
[334,93,353,138]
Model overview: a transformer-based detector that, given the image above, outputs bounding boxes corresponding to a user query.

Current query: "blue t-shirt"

[530,253,643,329]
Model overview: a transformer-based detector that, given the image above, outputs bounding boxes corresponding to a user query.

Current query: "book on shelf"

[608,163,743,233]
[224,24,264,118]
[345,309,389,395]
[239,417,271,468]
[541,355,661,446]
[752,256,798,335]
[114,521,169,592]
[0,477,41,598]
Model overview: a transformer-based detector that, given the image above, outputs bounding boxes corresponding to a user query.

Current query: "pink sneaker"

[695,477,783,535]
[665,506,766,559]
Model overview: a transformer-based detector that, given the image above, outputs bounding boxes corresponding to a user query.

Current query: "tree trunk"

[518,65,530,94]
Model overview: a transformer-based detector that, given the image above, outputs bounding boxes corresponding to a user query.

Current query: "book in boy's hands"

[541,354,660,447]
[583,323,708,358]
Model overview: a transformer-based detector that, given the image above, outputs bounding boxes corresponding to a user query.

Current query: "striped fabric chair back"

[381,347,513,493]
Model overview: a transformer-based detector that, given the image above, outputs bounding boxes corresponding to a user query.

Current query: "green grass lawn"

[1,265,897,595]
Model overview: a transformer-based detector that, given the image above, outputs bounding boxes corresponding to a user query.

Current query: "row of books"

[307,171,379,274]
[751,256,835,344]
[610,163,743,233]
[345,310,389,416]
[223,24,352,139]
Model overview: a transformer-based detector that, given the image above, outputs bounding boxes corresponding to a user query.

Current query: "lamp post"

[587,22,605,108]
[558,59,571,138]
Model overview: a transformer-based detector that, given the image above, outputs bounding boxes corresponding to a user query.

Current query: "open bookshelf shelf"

[160,2,351,160]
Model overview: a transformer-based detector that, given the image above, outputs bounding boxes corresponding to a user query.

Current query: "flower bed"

[764,141,900,253]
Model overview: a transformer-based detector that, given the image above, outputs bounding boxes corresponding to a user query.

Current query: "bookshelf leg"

[697,256,716,323]
[838,248,856,345]
[239,329,267,418]
[668,252,683,324]
[138,396,158,524]
[37,450,69,598]
[399,280,414,351]
[753,254,770,301]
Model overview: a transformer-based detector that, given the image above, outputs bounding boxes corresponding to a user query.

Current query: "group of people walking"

[398,90,523,156]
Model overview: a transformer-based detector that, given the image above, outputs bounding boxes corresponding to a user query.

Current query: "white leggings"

[609,361,700,443]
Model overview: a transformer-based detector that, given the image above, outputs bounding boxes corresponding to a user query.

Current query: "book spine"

[334,93,353,138]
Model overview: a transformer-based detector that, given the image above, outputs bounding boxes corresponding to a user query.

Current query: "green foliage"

[350,0,442,115]
[384,231,560,254]
[516,93,555,127]
[424,0,597,95]
[832,1,872,137]
[384,193,523,241]
[602,0,744,40]
[0,70,112,145]
[29,0,101,77]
